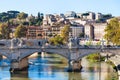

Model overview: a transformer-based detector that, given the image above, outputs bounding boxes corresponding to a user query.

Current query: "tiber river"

[0,52,118,80]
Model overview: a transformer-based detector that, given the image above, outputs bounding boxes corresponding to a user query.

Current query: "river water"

[0,53,118,80]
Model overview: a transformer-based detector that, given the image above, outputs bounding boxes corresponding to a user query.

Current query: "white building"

[96,13,103,20]
[43,14,57,26]
[82,12,95,20]
[65,11,76,17]
[87,12,95,20]
[69,18,96,25]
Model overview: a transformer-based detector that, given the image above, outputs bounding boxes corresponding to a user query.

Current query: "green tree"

[14,25,27,38]
[35,12,43,26]
[60,25,70,43]
[0,22,11,39]
[49,35,64,45]
[17,12,28,20]
[104,18,120,45]
[79,33,84,38]
[38,12,41,20]
[28,14,36,26]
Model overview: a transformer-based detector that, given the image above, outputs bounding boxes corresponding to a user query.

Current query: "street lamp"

[99,38,105,80]
[101,38,105,50]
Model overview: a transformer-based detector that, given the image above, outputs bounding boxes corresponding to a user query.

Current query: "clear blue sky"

[0,0,120,16]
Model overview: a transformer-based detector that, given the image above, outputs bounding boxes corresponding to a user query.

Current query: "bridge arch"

[77,48,101,60]
[77,51,101,60]
[20,50,69,61]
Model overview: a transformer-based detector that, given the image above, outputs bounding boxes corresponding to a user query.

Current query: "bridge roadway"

[1,46,120,61]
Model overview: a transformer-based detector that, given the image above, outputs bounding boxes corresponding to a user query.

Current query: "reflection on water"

[0,53,118,80]
[10,71,28,80]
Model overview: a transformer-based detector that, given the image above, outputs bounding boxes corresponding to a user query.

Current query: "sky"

[0,0,120,16]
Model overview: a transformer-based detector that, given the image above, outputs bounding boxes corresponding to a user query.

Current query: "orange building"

[26,26,45,39]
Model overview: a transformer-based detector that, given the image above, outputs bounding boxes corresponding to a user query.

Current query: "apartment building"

[26,26,44,39]
[84,24,94,40]
[65,11,76,17]
[96,13,103,20]
[43,14,57,26]
[70,25,84,38]
[84,23,107,40]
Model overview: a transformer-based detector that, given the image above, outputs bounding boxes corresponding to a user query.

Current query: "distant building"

[84,23,107,40]
[26,26,44,39]
[76,13,82,18]
[50,25,61,36]
[95,13,103,20]
[82,12,95,20]
[69,18,96,25]
[65,11,76,17]
[43,14,57,26]
[84,24,94,40]
[70,25,84,38]
[87,12,95,20]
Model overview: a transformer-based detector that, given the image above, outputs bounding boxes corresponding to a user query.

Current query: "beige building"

[84,23,107,40]
[84,24,94,40]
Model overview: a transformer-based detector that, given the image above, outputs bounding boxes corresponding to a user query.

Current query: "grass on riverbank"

[86,53,105,62]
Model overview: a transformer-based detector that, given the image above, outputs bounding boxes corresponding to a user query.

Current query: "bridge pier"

[68,59,82,72]
[10,58,28,72]
[0,55,2,60]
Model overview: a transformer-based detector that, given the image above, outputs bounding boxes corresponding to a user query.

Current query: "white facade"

[87,12,95,20]
[65,11,76,17]
[43,14,57,26]
[70,19,96,25]
[96,13,103,20]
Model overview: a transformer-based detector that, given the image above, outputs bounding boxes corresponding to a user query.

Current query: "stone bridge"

[0,38,120,72]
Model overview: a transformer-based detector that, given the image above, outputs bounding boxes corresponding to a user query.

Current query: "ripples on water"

[0,53,118,80]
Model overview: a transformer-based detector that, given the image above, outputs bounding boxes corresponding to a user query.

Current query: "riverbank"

[108,55,120,80]
[86,53,105,62]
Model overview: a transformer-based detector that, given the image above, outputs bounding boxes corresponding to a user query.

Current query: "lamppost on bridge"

[100,38,105,50]
[99,38,105,80]
[68,34,72,71]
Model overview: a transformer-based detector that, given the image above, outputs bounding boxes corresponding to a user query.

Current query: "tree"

[79,33,84,38]
[38,12,41,20]
[104,18,120,45]
[0,22,11,39]
[49,35,64,45]
[14,25,27,38]
[35,12,43,26]
[7,10,20,18]
[17,12,28,20]
[28,14,36,26]
[60,25,71,43]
